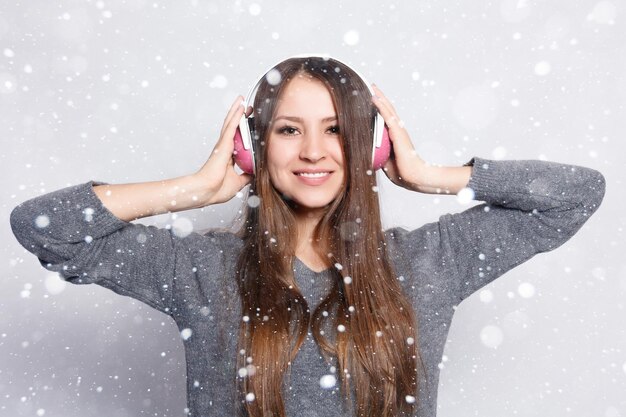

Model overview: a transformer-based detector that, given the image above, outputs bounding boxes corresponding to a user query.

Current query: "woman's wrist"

[407,162,473,195]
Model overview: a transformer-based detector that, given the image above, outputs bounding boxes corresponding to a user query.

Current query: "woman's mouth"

[297,172,331,178]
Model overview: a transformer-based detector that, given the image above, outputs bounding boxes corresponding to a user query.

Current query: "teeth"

[298,172,329,178]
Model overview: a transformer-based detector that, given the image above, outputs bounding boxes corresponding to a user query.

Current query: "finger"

[213,100,245,164]
[372,94,403,131]
[371,84,400,115]
[219,96,245,137]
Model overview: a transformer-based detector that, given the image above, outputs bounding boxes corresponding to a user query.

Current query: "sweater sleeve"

[10,181,178,315]
[438,157,606,301]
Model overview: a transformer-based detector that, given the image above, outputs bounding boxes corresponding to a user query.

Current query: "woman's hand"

[371,85,472,195]
[371,85,426,192]
[93,97,254,222]
[193,96,253,205]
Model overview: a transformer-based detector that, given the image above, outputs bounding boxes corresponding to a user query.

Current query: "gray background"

[1,0,624,416]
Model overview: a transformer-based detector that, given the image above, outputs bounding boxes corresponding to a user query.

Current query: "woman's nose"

[299,132,326,163]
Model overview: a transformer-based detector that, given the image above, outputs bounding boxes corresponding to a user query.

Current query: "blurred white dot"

[249,3,261,15]
[480,325,503,349]
[141,80,149,88]
[35,215,50,228]
[44,273,66,295]
[512,32,522,40]
[36,409,45,417]
[271,32,279,40]
[411,71,420,81]
[588,1,616,24]
[479,289,494,303]
[343,276,352,284]
[407,337,415,345]
[172,217,193,238]
[102,10,113,18]
[265,69,281,86]
[478,253,486,260]
[337,324,346,332]
[518,282,535,298]
[245,392,255,402]
[405,395,416,404]
[247,195,260,208]
[511,99,520,107]
[534,61,551,76]
[209,74,228,88]
[456,187,475,205]
[0,72,17,94]
[492,146,507,160]
[3,48,14,58]
[180,328,193,340]
[24,64,33,73]
[319,374,336,389]
[343,30,360,46]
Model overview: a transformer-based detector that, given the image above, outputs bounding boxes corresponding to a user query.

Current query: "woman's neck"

[293,209,330,272]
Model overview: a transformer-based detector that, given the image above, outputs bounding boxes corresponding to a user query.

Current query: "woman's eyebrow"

[273,115,338,123]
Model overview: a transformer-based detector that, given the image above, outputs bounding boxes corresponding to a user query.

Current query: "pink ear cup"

[372,125,391,171]
[233,127,254,175]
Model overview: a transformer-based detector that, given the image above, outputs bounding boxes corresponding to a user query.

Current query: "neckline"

[294,256,331,274]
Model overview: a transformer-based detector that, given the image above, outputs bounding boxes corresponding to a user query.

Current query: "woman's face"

[266,74,345,212]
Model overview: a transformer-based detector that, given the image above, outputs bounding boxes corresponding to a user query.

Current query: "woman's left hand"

[371,85,426,192]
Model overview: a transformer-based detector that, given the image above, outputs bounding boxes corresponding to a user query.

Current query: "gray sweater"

[10,157,605,417]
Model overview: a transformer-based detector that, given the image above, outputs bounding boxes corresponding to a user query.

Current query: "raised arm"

[94,96,251,222]
[10,96,251,314]
[442,157,605,300]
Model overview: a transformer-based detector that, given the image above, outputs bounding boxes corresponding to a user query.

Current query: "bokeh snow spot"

[172,217,193,238]
[480,325,503,349]
[534,61,551,76]
[180,328,193,340]
[209,75,228,88]
[518,282,535,298]
[492,146,507,160]
[45,273,67,295]
[0,72,17,94]
[35,215,50,228]
[479,289,494,303]
[265,69,281,86]
[247,195,260,208]
[249,3,261,16]
[343,30,359,46]
[319,374,336,389]
[456,187,475,205]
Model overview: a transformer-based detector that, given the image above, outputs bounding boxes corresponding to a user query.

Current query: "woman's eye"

[327,125,340,134]
[278,126,298,136]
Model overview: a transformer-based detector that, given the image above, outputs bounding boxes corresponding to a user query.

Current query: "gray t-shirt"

[10,157,605,416]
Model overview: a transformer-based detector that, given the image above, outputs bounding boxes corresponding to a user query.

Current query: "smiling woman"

[267,75,345,213]
[9,56,605,417]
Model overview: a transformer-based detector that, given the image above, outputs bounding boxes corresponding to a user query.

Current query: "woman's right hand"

[193,96,253,206]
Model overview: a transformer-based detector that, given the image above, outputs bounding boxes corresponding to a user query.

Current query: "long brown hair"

[235,57,424,417]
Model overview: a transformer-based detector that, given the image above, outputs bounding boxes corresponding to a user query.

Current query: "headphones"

[233,54,391,175]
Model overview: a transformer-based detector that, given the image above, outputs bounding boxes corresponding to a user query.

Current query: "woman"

[10,56,606,417]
